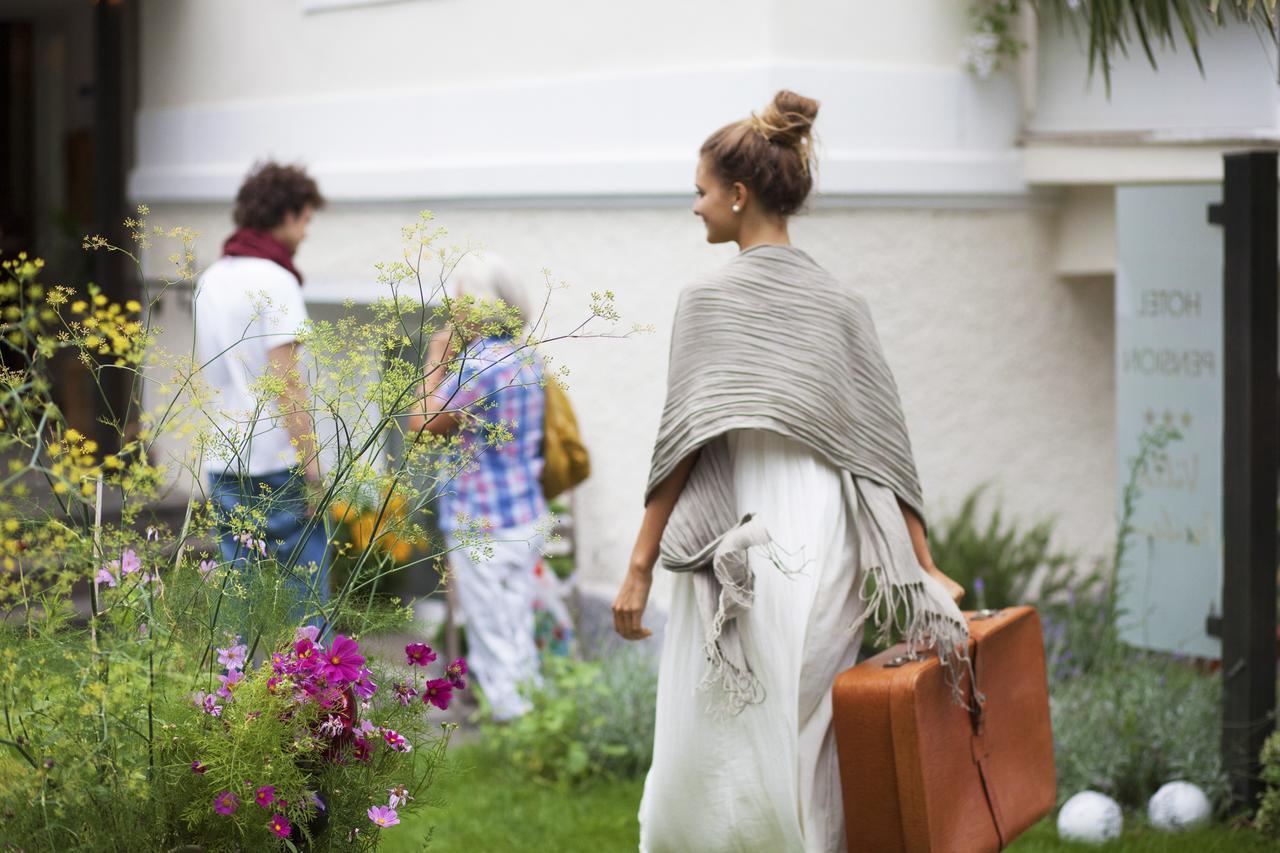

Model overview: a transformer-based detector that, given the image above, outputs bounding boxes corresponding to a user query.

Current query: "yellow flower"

[70,300,87,313]
[125,300,142,313]
[92,294,108,307]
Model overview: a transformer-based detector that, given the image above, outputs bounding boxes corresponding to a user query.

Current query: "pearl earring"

[731,204,741,213]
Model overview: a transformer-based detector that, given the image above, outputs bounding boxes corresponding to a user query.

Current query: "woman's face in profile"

[693,156,737,245]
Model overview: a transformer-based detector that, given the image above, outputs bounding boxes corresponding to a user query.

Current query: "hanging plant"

[967,1,1278,91]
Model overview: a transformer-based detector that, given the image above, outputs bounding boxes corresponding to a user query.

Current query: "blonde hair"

[450,253,535,331]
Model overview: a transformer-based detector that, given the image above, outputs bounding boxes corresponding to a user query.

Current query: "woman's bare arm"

[612,452,698,640]
[898,497,965,605]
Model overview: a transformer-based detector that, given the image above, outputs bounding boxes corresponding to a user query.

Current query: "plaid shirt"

[435,335,547,534]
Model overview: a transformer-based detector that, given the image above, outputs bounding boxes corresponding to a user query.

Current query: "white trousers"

[445,522,545,720]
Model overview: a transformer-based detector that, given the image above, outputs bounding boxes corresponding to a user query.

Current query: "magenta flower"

[194,691,223,717]
[255,785,275,808]
[268,813,292,839]
[319,634,365,684]
[353,736,372,763]
[446,658,468,689]
[213,791,239,815]
[217,642,247,671]
[353,668,377,699]
[191,760,208,774]
[367,805,400,827]
[422,678,453,711]
[383,729,412,753]
[392,681,417,706]
[405,642,436,666]
[293,637,318,667]
[388,784,413,809]
[95,567,117,588]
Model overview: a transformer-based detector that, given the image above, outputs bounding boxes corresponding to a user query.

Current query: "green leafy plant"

[1050,654,1228,810]
[478,650,657,787]
[1256,729,1280,837]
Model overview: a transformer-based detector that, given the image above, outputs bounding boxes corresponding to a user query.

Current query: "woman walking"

[612,91,968,852]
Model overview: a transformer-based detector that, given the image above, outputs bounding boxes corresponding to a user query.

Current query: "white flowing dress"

[639,429,868,853]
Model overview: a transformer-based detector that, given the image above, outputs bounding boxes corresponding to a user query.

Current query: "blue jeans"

[208,469,331,628]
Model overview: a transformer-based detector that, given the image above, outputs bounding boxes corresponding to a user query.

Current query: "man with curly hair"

[195,161,331,622]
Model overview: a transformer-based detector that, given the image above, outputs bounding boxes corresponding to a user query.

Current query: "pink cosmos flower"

[266,676,284,694]
[213,791,239,815]
[353,668,377,699]
[382,729,411,753]
[353,736,372,763]
[95,567,117,588]
[295,625,320,644]
[191,760,208,774]
[446,658,468,689]
[388,784,412,809]
[367,805,399,827]
[294,637,317,668]
[119,548,141,575]
[216,669,244,699]
[194,691,222,717]
[198,559,217,580]
[319,634,365,684]
[404,642,436,667]
[217,642,247,671]
[268,813,291,839]
[422,678,453,711]
[354,719,377,738]
[392,681,417,706]
[255,785,275,808]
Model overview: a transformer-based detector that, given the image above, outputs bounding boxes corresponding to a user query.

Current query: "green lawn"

[379,746,1273,852]
[380,744,643,852]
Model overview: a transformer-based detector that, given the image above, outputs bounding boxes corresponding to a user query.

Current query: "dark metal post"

[1214,150,1278,807]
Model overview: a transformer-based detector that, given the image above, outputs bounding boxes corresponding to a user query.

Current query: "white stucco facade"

[131,1,1277,598]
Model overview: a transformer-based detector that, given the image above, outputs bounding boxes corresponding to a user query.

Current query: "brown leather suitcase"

[832,606,1056,853]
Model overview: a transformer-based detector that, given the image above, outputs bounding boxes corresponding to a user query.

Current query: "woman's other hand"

[925,564,965,607]
[612,565,654,640]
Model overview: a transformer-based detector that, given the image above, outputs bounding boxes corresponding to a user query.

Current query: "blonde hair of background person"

[413,253,535,434]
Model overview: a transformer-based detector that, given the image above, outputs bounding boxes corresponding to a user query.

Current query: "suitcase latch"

[883,650,922,668]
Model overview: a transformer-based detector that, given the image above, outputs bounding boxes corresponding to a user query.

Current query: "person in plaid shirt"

[408,254,548,719]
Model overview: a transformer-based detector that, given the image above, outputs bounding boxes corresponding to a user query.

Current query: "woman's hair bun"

[700,89,820,217]
[752,90,820,150]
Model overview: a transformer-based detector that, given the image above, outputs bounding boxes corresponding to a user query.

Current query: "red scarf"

[222,228,303,286]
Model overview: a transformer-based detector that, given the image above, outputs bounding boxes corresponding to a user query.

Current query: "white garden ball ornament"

[1147,781,1211,831]
[1057,791,1124,844]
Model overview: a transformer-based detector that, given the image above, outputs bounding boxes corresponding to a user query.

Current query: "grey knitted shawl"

[647,244,970,714]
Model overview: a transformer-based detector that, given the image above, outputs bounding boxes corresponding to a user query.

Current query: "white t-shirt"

[194,256,310,476]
